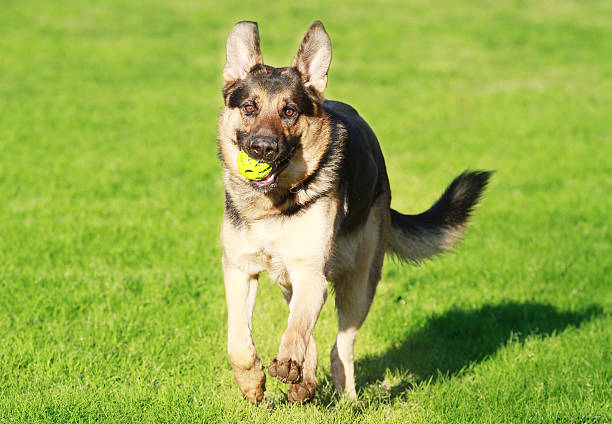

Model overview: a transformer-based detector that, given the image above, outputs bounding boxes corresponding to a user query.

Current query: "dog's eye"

[283,107,296,118]
[243,104,255,114]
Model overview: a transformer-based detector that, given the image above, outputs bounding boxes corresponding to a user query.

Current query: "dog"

[217,20,491,404]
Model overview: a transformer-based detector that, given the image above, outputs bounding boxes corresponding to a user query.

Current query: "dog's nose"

[249,136,279,162]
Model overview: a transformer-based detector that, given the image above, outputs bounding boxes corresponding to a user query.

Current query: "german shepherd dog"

[218,20,491,404]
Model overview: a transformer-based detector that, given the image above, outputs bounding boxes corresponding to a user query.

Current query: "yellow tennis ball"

[237,150,272,181]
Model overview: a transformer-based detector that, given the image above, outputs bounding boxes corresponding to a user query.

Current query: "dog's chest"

[224,200,336,284]
[234,222,291,282]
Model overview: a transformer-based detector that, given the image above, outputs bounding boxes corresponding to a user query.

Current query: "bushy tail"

[387,170,492,263]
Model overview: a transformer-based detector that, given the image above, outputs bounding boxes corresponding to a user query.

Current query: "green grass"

[1,0,611,422]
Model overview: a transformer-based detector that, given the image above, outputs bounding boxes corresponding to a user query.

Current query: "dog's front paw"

[268,357,302,384]
[233,358,266,404]
[288,379,317,404]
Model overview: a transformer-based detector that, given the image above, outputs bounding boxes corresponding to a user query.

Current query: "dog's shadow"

[311,301,602,407]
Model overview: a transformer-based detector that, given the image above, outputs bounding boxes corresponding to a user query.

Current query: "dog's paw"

[233,359,266,404]
[288,379,317,404]
[268,357,302,384]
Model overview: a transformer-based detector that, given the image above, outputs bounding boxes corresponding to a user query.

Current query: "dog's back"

[323,100,391,235]
[322,99,491,270]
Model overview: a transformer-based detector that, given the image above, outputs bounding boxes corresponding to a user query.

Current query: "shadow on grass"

[297,301,603,409]
[349,301,603,400]
[266,301,602,409]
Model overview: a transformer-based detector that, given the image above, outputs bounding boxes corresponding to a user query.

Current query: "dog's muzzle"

[248,135,279,162]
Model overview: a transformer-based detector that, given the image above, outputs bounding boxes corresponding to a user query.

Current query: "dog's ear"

[291,21,332,96]
[224,21,263,85]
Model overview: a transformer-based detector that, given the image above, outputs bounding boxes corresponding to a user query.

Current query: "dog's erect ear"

[224,21,263,85]
[291,21,332,96]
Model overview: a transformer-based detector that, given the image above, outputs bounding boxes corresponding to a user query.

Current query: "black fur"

[225,66,315,117]
[281,190,332,217]
[222,64,489,238]
[276,100,387,223]
[224,191,244,227]
[297,130,343,195]
[219,21,492,405]
[390,170,492,233]
[226,84,250,109]
[324,100,390,234]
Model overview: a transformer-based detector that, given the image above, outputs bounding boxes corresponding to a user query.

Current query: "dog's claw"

[268,357,303,384]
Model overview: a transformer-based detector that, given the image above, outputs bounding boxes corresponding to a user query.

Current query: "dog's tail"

[387,170,492,263]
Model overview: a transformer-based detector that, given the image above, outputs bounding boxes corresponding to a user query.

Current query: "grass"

[1,0,610,422]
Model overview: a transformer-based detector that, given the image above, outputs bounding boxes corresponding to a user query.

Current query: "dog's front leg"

[268,265,328,385]
[278,287,319,404]
[222,255,266,404]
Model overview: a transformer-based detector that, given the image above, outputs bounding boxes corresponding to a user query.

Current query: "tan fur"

[217,21,381,404]
[218,92,334,221]
[387,223,465,263]
[221,192,338,402]
[218,21,488,405]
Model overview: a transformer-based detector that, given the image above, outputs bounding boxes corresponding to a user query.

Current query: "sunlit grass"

[0,0,610,422]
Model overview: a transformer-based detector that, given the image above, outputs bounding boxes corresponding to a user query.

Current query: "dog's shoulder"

[323,100,390,233]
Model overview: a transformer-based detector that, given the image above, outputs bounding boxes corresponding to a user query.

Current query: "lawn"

[1,0,611,422]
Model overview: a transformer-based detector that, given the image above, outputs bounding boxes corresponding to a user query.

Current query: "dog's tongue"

[253,171,276,187]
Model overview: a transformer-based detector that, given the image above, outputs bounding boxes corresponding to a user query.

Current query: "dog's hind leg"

[222,256,266,404]
[331,203,387,398]
[331,254,382,398]
[279,287,319,404]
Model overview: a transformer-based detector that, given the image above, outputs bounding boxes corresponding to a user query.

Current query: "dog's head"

[218,21,332,193]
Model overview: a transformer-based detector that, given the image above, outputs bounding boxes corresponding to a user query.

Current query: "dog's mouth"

[250,169,278,188]
[248,145,297,190]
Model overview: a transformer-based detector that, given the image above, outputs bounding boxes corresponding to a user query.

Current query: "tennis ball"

[237,150,272,181]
